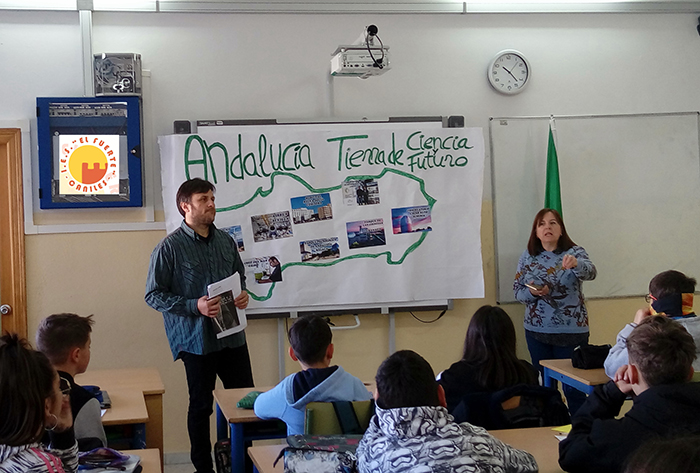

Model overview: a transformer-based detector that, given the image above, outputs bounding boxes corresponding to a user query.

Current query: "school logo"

[58,135,120,195]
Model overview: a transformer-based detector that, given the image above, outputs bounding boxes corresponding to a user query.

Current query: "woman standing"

[0,333,78,473]
[514,208,596,415]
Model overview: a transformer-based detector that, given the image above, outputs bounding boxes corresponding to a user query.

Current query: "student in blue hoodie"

[254,315,372,435]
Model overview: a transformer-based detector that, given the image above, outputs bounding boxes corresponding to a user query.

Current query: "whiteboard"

[491,112,700,303]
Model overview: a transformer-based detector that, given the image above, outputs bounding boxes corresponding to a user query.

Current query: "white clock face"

[488,50,530,95]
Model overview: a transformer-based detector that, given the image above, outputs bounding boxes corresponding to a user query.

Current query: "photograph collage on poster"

[222,177,433,284]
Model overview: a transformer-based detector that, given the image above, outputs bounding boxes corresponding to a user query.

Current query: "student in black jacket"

[559,316,700,473]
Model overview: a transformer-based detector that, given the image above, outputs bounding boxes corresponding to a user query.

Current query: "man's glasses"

[644,294,657,304]
[59,377,71,397]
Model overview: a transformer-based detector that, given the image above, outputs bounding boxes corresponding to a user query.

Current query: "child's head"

[626,316,696,386]
[624,436,700,473]
[461,305,536,390]
[288,315,332,366]
[463,305,517,361]
[0,333,60,445]
[36,313,94,374]
[648,270,696,316]
[649,270,696,299]
[375,350,441,409]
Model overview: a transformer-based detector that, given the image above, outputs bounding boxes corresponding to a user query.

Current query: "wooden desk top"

[247,426,564,473]
[490,426,564,473]
[540,359,610,386]
[214,386,273,423]
[101,389,149,425]
[76,368,165,395]
[123,448,161,473]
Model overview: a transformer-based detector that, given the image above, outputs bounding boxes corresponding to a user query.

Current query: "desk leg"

[543,367,553,388]
[216,404,228,440]
[144,394,164,470]
[230,423,245,473]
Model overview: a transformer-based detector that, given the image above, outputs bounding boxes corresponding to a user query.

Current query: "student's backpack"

[451,383,571,430]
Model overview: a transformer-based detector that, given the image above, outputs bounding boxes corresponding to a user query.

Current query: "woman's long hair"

[527,208,576,256]
[461,305,537,390]
[0,333,56,446]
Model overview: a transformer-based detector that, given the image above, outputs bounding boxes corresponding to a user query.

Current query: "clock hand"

[502,66,519,82]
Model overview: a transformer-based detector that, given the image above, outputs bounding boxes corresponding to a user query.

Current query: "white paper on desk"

[207,273,247,339]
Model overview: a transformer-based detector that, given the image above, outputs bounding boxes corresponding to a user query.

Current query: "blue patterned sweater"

[513,246,596,334]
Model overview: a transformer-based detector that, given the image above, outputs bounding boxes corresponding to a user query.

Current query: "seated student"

[35,313,107,450]
[356,350,538,473]
[254,314,372,435]
[604,270,700,378]
[559,316,700,473]
[0,333,78,473]
[438,305,538,413]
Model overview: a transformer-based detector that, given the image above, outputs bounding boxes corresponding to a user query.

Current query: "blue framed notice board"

[36,96,143,209]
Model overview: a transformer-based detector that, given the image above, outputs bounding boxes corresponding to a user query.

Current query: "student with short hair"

[604,270,700,378]
[559,316,700,473]
[254,315,372,435]
[36,313,106,450]
[357,350,538,473]
[0,333,78,473]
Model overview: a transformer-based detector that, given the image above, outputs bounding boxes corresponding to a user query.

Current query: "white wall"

[2,9,700,457]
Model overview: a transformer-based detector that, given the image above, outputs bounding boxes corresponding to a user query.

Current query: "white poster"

[158,122,485,310]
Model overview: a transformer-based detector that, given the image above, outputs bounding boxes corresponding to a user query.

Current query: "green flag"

[544,124,562,215]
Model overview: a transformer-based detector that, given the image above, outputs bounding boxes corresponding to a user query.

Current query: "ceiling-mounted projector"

[331,25,390,79]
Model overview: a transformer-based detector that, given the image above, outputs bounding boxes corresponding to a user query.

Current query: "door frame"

[0,128,27,338]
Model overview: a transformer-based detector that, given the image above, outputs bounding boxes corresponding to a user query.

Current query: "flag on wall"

[544,121,562,215]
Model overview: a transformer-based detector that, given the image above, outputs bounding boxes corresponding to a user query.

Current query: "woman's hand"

[562,254,578,269]
[528,282,550,297]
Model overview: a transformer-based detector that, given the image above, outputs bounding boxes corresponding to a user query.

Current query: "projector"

[331,46,391,79]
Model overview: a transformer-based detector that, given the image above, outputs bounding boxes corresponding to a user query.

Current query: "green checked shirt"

[145,221,247,360]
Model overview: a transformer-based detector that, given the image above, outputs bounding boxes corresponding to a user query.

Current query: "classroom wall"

[2,9,699,456]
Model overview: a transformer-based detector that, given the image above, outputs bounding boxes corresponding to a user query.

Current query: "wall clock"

[488,50,530,95]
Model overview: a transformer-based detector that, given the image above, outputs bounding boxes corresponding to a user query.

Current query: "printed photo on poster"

[290,193,333,224]
[346,219,386,249]
[251,211,293,242]
[300,237,341,262]
[342,179,380,206]
[391,206,433,234]
[244,256,283,284]
[221,225,245,252]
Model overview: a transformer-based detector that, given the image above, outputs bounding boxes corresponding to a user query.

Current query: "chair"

[304,400,375,435]
[451,384,571,430]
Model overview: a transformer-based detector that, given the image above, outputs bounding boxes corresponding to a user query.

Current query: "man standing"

[145,178,253,473]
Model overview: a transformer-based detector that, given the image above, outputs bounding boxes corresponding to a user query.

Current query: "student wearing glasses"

[35,313,106,450]
[0,333,78,473]
[604,270,700,378]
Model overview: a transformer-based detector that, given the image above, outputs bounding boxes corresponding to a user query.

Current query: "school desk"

[540,359,609,395]
[101,388,149,449]
[122,448,161,473]
[214,386,287,473]
[76,368,165,465]
[246,425,565,473]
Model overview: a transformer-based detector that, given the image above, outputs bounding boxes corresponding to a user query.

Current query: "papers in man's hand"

[207,273,247,339]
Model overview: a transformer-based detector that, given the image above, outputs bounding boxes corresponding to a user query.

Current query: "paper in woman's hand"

[207,273,248,339]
